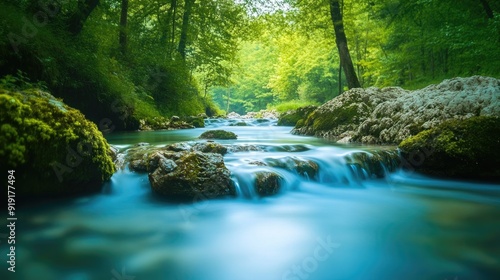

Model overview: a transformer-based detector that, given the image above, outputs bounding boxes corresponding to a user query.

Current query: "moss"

[199,130,237,140]
[277,105,317,126]
[311,104,358,131]
[399,116,500,180]
[183,116,205,128]
[0,87,116,196]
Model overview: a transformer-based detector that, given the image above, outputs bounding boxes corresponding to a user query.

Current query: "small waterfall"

[225,145,401,199]
[205,118,278,128]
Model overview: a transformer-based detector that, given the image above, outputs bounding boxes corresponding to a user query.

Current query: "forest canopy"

[1,0,499,121]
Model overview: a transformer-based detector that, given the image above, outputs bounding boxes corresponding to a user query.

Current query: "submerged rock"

[293,76,500,144]
[398,116,500,180]
[199,130,237,140]
[265,157,319,180]
[0,87,115,196]
[149,151,235,199]
[346,150,401,179]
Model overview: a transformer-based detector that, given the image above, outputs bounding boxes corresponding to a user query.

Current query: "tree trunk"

[163,0,177,57]
[119,0,128,55]
[329,0,361,89]
[178,0,195,60]
[479,0,494,19]
[67,0,99,35]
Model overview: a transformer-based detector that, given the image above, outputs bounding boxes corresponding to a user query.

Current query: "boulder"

[227,112,241,119]
[149,151,235,199]
[183,116,205,128]
[0,87,115,196]
[293,76,500,144]
[254,171,283,197]
[278,105,317,126]
[200,130,237,140]
[192,142,228,155]
[398,116,500,180]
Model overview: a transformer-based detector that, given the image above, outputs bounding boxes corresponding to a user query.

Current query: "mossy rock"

[399,116,500,180]
[192,142,228,155]
[199,130,237,140]
[149,151,235,200]
[265,157,319,180]
[254,171,283,197]
[229,122,248,126]
[346,150,400,179]
[183,116,205,128]
[278,106,317,126]
[0,87,116,196]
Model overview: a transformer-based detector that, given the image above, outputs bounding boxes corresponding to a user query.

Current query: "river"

[2,119,500,280]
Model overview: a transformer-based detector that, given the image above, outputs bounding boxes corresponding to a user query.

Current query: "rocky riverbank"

[290,76,500,144]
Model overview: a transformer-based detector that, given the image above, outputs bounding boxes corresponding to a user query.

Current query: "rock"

[171,115,181,122]
[192,142,228,155]
[0,87,115,196]
[135,142,150,147]
[227,112,241,119]
[278,105,317,126]
[254,171,283,197]
[346,150,401,178]
[200,130,237,140]
[225,144,264,153]
[265,157,319,180]
[398,116,500,180]
[198,113,208,118]
[149,151,235,199]
[229,122,248,126]
[183,116,205,128]
[108,145,119,161]
[293,76,500,144]
[165,142,193,152]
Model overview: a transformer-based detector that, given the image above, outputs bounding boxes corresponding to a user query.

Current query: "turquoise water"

[2,120,499,279]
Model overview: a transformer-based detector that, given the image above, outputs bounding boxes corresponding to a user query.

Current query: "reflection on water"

[1,120,499,280]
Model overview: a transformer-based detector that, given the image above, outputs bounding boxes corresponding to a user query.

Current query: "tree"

[178,0,195,59]
[67,0,100,35]
[329,0,361,89]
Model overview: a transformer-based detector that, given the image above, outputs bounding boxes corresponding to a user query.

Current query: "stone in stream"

[346,150,400,179]
[264,157,320,180]
[199,129,237,140]
[254,171,283,197]
[191,142,228,155]
[149,151,235,200]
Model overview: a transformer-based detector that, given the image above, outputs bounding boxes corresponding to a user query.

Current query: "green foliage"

[271,100,318,114]
[0,85,116,196]
[399,116,500,180]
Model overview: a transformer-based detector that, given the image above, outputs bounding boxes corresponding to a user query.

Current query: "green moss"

[309,104,358,131]
[277,105,317,126]
[199,130,237,140]
[0,87,116,196]
[183,116,205,128]
[399,116,500,180]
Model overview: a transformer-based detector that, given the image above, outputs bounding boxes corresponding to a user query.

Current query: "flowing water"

[2,119,500,280]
